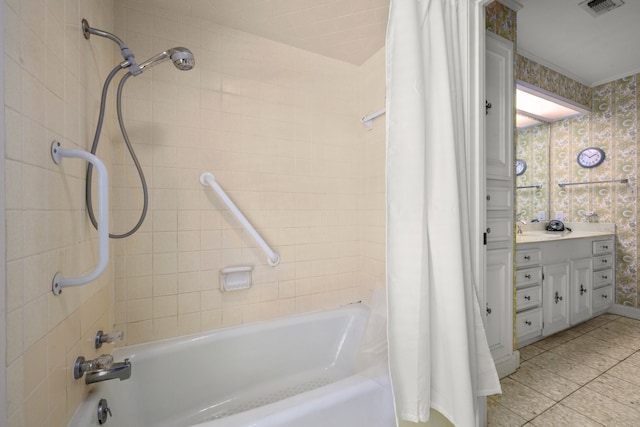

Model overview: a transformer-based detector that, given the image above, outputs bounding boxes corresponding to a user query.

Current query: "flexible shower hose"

[86,64,148,239]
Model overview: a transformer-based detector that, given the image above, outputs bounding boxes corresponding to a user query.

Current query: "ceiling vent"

[579,0,625,17]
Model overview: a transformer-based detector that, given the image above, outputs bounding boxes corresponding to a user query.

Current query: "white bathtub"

[69,304,395,427]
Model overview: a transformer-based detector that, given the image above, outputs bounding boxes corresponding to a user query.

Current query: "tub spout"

[74,354,132,384]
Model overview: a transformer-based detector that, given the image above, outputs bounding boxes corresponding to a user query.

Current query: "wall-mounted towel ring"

[51,141,109,295]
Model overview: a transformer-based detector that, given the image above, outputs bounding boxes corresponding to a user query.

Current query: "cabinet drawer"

[486,186,513,211]
[516,285,542,312]
[517,307,542,341]
[593,268,613,288]
[516,249,541,268]
[593,255,613,270]
[516,267,541,288]
[592,285,613,312]
[593,239,614,255]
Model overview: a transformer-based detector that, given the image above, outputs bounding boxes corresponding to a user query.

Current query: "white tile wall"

[3,0,117,425]
[111,0,386,346]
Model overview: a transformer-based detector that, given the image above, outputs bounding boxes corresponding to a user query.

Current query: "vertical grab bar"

[200,172,280,267]
[51,141,109,295]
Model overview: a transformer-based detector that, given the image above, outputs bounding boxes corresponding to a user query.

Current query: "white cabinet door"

[543,263,570,336]
[486,248,513,361]
[484,30,514,372]
[570,258,592,325]
[485,32,513,181]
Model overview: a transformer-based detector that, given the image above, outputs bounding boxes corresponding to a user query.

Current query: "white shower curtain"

[385,0,501,425]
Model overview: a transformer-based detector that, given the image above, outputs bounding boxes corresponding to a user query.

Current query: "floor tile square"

[529,403,605,427]
[562,387,640,427]
[487,398,528,426]
[509,361,581,401]
[584,373,640,412]
[526,351,601,385]
[492,378,556,421]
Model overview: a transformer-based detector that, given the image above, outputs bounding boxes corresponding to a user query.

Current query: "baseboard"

[495,350,520,378]
[608,304,640,320]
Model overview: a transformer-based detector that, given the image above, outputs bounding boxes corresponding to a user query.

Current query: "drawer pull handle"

[580,284,587,295]
[602,259,608,263]
[602,294,608,299]
[555,291,563,304]
[524,295,531,301]
[487,195,491,201]
[602,275,608,280]
[524,255,531,261]
[524,274,531,279]
[603,245,609,249]
[486,304,492,316]
[524,320,532,326]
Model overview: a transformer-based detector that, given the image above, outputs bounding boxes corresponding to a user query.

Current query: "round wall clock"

[515,159,527,176]
[577,147,605,168]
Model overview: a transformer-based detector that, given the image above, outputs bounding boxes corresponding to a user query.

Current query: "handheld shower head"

[138,47,195,72]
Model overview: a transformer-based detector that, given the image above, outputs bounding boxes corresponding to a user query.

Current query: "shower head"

[138,47,195,72]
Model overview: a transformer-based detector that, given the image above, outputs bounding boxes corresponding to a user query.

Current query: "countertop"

[516,222,615,244]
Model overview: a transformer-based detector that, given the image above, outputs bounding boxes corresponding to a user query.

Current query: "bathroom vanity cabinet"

[516,234,615,347]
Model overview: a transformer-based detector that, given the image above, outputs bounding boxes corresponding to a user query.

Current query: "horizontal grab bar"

[558,178,628,188]
[200,172,280,267]
[51,141,109,295]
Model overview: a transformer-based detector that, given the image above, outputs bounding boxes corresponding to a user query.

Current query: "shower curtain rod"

[361,108,386,128]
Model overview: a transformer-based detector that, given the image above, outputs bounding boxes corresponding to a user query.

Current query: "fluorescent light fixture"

[516,113,543,129]
[516,81,590,128]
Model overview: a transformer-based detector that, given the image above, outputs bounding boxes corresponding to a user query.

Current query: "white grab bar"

[200,172,280,267]
[51,141,109,295]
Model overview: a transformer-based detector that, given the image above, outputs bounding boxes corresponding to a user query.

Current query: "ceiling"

[189,0,389,65]
[167,0,639,83]
[517,0,640,87]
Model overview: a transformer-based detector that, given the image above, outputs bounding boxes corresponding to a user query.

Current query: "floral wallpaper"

[515,54,592,111]
[486,1,517,42]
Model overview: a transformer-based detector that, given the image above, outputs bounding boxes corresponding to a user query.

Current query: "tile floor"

[488,313,640,426]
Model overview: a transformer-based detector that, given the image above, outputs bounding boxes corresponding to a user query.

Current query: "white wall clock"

[577,147,605,168]
[515,158,527,176]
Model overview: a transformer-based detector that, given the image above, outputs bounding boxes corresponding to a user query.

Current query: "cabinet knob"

[524,320,532,326]
[486,227,491,234]
[555,291,563,304]
[486,304,492,316]
[524,255,531,261]
[602,259,608,263]
[524,295,531,301]
[485,100,492,115]
[486,195,491,201]
[602,294,608,299]
[524,274,531,279]
[602,275,608,280]
[580,284,587,295]
[603,245,609,249]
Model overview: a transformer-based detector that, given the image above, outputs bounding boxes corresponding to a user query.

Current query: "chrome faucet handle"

[95,329,124,349]
[74,354,114,380]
